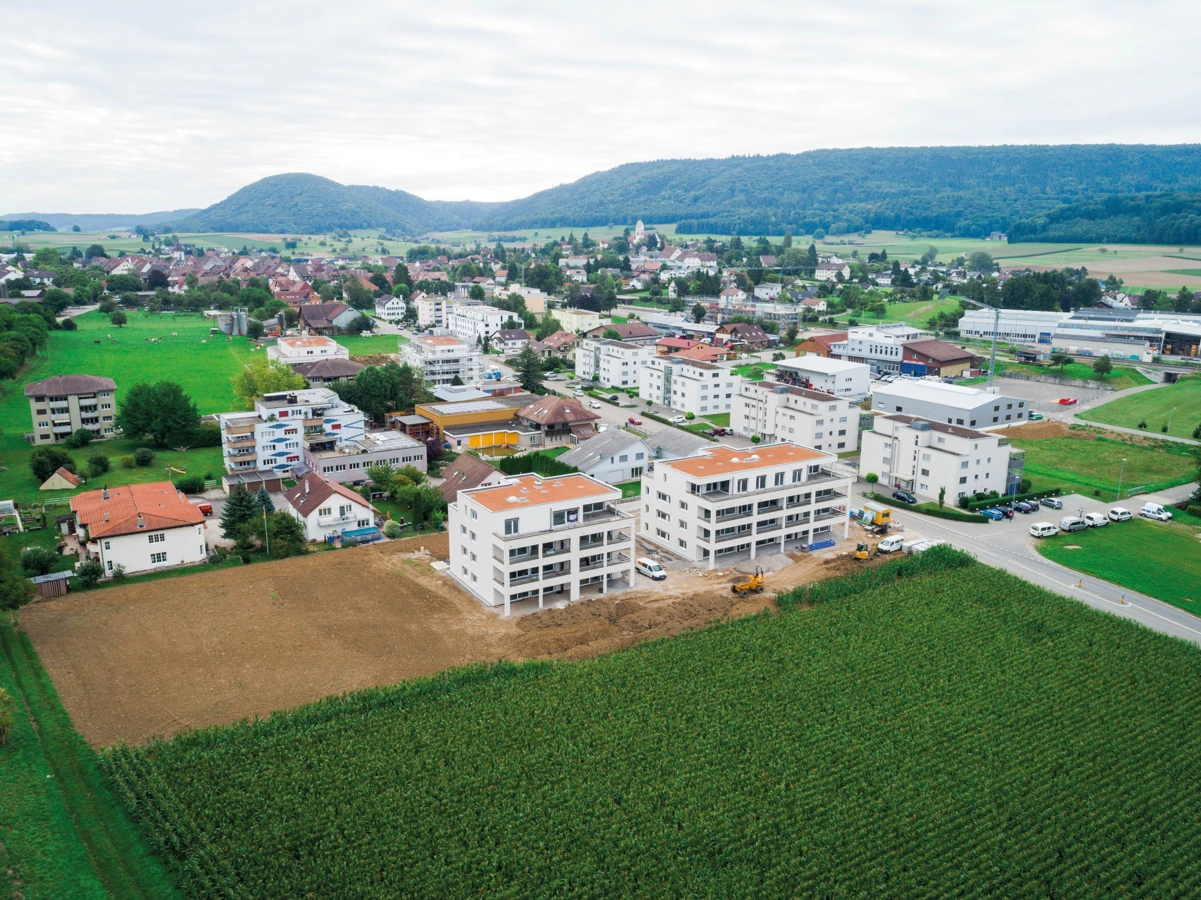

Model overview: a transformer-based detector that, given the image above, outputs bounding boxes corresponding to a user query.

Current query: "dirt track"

[20,534,867,747]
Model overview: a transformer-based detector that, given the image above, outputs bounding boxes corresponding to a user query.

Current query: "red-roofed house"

[283,472,376,542]
[71,482,208,576]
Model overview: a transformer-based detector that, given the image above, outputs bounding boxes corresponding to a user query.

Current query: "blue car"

[980,508,1005,521]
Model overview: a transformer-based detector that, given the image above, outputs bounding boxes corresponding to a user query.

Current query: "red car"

[1056,397,1078,406]
[627,416,643,426]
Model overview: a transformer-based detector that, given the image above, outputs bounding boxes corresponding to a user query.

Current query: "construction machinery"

[854,542,877,561]
[731,566,765,597]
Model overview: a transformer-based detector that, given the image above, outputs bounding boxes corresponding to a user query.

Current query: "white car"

[588,400,602,410]
[634,557,666,580]
[573,389,583,397]
[1140,503,1173,522]
[1083,512,1108,528]
[876,536,906,553]
[1108,507,1132,522]
[669,415,687,425]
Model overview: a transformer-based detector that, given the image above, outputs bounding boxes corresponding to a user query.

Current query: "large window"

[504,517,519,535]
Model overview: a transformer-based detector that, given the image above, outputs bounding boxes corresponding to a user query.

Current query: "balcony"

[579,556,606,572]
[606,529,631,544]
[509,570,540,586]
[715,509,751,522]
[226,433,255,445]
[606,551,631,566]
[786,494,813,508]
[756,500,782,513]
[812,508,844,522]
[317,513,355,527]
[715,528,753,543]
[582,506,621,524]
[541,563,571,579]
[579,535,604,550]
[756,520,782,534]
[541,541,571,557]
[228,448,256,457]
[224,422,255,435]
[303,416,324,427]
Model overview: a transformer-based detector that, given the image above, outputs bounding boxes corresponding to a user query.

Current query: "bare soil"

[19,534,869,747]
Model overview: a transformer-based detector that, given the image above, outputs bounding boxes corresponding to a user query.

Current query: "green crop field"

[1037,517,1201,614]
[1078,377,1201,439]
[15,229,419,259]
[961,361,1153,391]
[1009,427,1196,498]
[103,551,1201,898]
[332,333,403,356]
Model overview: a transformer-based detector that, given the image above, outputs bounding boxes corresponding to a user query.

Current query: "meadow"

[960,360,1153,391]
[103,552,1201,898]
[1009,427,1196,498]
[1078,377,1201,438]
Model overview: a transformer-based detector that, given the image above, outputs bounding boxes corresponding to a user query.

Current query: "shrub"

[383,520,404,539]
[77,559,105,588]
[685,412,695,421]
[190,422,223,447]
[87,453,110,477]
[864,472,879,485]
[0,687,12,746]
[20,546,58,576]
[60,317,77,331]
[174,475,207,494]
[751,435,761,444]
[110,564,127,582]
[134,447,156,467]
[29,446,74,483]
[64,427,94,449]
[120,456,136,469]
[1138,420,1147,430]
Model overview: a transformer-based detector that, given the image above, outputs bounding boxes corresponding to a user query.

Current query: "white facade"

[861,415,1012,501]
[558,430,651,483]
[285,478,376,542]
[374,295,407,321]
[448,305,508,347]
[416,295,448,329]
[449,473,634,615]
[71,483,208,577]
[871,380,1027,428]
[640,442,851,569]
[400,335,482,386]
[575,339,656,388]
[557,308,603,333]
[773,355,870,398]
[306,429,427,484]
[639,357,741,416]
[732,381,861,452]
[832,324,926,375]
[218,388,366,475]
[959,309,1067,344]
[266,335,349,367]
[814,262,850,282]
[94,524,206,576]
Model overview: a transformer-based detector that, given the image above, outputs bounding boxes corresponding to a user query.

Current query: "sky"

[3,0,1200,214]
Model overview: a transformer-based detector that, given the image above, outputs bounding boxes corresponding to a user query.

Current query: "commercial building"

[860,414,1018,501]
[449,473,634,615]
[639,357,741,417]
[958,307,1201,360]
[831,324,926,375]
[71,482,207,576]
[303,429,427,484]
[871,379,1027,428]
[266,335,350,370]
[575,339,656,388]
[901,339,974,378]
[400,334,482,386]
[448,305,508,347]
[773,355,870,398]
[413,393,536,451]
[732,381,861,452]
[640,442,851,569]
[24,375,117,445]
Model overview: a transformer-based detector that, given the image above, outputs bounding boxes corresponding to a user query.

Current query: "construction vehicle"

[852,501,892,534]
[731,566,765,597]
[854,542,876,561]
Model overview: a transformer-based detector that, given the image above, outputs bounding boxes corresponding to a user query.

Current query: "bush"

[120,456,136,469]
[110,564,127,582]
[20,546,58,576]
[685,412,695,421]
[383,520,404,539]
[87,453,110,477]
[77,559,105,588]
[64,427,94,449]
[134,447,156,467]
[60,317,77,331]
[864,472,879,485]
[751,435,761,444]
[29,446,75,483]
[174,475,207,494]
[190,422,223,447]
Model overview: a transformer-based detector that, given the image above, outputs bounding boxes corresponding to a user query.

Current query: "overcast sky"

[3,0,1200,213]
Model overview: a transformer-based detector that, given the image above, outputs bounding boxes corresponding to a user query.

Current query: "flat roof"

[776,355,868,374]
[661,442,828,478]
[465,473,617,512]
[414,334,470,347]
[873,379,1015,409]
[278,335,338,348]
[418,394,531,416]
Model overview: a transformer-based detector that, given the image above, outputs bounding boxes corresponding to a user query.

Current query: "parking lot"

[980,376,1111,425]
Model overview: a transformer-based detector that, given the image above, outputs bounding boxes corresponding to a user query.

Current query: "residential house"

[40,467,83,491]
[71,482,207,576]
[901,339,975,378]
[24,375,117,445]
[416,294,448,329]
[732,381,861,452]
[374,294,407,321]
[814,262,851,282]
[753,283,784,301]
[439,454,510,504]
[299,302,360,334]
[557,308,603,333]
[494,329,531,355]
[795,331,845,357]
[582,321,660,345]
[515,395,602,445]
[448,305,508,348]
[799,297,828,314]
[720,286,748,305]
[715,322,774,352]
[642,429,711,461]
[575,339,656,388]
[283,473,376,542]
[558,430,651,483]
[292,358,365,384]
[639,357,741,417]
[527,330,579,360]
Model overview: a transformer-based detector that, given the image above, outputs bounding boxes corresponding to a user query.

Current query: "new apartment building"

[575,339,656,388]
[218,388,366,476]
[450,473,634,615]
[448,305,507,347]
[400,334,482,386]
[640,443,851,569]
[24,375,117,445]
[871,379,1027,427]
[773,355,870,398]
[265,335,350,370]
[860,414,1017,501]
[732,381,861,452]
[639,357,741,416]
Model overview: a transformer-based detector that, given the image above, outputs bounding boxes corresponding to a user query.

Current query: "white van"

[1029,522,1058,538]
[1059,516,1088,533]
[634,557,666,580]
[1108,507,1132,522]
[1140,503,1173,521]
[877,535,906,554]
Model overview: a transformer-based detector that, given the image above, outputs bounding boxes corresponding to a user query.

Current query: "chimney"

[305,478,310,495]
[137,514,144,529]
[102,485,109,500]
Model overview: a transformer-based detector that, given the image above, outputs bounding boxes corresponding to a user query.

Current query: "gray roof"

[643,429,711,459]
[557,429,645,471]
[25,374,116,397]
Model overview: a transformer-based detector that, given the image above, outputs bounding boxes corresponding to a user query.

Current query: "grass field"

[1037,517,1201,614]
[103,554,1201,898]
[1078,377,1201,438]
[332,333,403,356]
[833,295,964,326]
[962,360,1153,391]
[732,362,776,381]
[17,228,421,260]
[1009,427,1196,497]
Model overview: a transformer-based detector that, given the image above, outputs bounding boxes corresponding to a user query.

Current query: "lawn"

[1037,517,1201,614]
[103,555,1201,898]
[703,412,731,427]
[20,229,419,260]
[965,360,1153,391]
[612,480,641,498]
[1078,376,1201,438]
[833,295,964,326]
[732,362,776,381]
[333,333,403,356]
[1008,427,1196,498]
[2,523,76,576]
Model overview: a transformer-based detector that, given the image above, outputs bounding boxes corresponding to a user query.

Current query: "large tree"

[514,344,546,393]
[332,362,434,422]
[221,485,260,539]
[115,381,200,447]
[232,356,305,410]
[29,446,74,483]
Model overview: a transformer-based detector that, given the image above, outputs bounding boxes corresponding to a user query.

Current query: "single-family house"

[71,482,208,577]
[299,302,361,334]
[282,473,376,542]
[374,294,407,321]
[558,429,650,483]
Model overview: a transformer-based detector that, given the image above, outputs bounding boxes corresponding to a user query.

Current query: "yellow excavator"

[731,566,766,597]
[854,542,877,561]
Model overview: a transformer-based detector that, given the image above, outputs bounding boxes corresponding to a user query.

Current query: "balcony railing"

[606,552,631,566]
[756,520,782,534]
[715,528,753,543]
[541,543,571,557]
[226,433,255,445]
[812,508,844,522]
[509,571,539,586]
[317,513,355,527]
[579,557,606,572]
[224,422,255,435]
[606,529,631,544]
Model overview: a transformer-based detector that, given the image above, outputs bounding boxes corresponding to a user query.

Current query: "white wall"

[97,523,207,576]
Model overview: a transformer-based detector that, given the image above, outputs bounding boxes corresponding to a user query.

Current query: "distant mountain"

[1008,192,1201,244]
[0,210,200,231]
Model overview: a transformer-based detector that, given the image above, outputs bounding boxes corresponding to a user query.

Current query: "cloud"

[3,0,1200,213]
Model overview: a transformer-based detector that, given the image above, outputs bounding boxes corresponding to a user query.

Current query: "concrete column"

[504,594,511,617]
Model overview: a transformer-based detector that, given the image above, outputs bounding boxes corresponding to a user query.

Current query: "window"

[959,476,967,484]
[679,519,687,529]
[318,506,331,516]
[469,531,476,541]
[150,551,168,564]
[679,500,688,510]
[737,478,748,493]
[148,532,165,544]
[657,491,669,502]
[461,524,467,534]
[755,475,767,490]
[504,517,519,536]
[657,510,670,521]
[774,472,785,486]
[103,541,111,550]
[470,509,478,520]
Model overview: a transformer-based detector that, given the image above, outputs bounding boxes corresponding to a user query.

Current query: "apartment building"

[557,308,602,333]
[304,429,427,484]
[575,339,656,388]
[639,357,741,417]
[217,388,366,477]
[831,324,925,375]
[640,443,851,569]
[860,414,1016,501]
[400,334,482,386]
[871,379,1027,427]
[732,381,861,452]
[448,305,507,347]
[265,335,349,370]
[416,295,448,329]
[774,355,870,398]
[450,473,634,616]
[24,375,117,445]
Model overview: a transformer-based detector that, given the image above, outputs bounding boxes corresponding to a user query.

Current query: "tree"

[515,344,546,393]
[245,319,264,340]
[1092,354,1113,379]
[85,243,108,259]
[30,446,74,483]
[1050,352,1071,371]
[602,328,622,340]
[865,472,879,485]
[261,511,307,558]
[110,310,128,327]
[938,486,946,508]
[221,486,259,540]
[468,284,486,301]
[232,356,306,410]
[20,546,58,576]
[967,251,994,273]
[76,559,105,588]
[115,381,199,447]
[255,485,274,514]
[691,303,707,324]
[0,687,12,746]
[133,447,156,466]
[535,316,562,341]
[87,453,110,478]
[0,544,33,610]
[366,463,396,494]
[64,427,93,449]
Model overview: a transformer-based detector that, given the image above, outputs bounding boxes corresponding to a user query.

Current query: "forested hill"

[1007,192,1201,244]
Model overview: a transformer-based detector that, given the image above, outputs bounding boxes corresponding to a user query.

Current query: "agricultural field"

[100,553,1201,898]
[1037,517,1201,614]
[832,294,964,326]
[16,228,419,259]
[1078,377,1201,439]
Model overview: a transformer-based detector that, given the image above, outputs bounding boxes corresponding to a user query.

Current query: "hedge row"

[966,488,1064,510]
[496,452,577,478]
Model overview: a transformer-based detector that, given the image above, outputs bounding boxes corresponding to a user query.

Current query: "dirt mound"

[1006,420,1076,440]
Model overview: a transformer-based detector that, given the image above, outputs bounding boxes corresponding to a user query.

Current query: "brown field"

[19,533,864,747]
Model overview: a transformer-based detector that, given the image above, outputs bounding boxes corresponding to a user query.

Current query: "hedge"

[863,492,988,524]
[496,452,577,478]
[966,488,1064,511]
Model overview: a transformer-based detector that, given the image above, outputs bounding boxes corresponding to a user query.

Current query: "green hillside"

[1009,191,1201,244]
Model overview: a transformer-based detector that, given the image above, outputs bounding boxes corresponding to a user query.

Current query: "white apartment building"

[557,308,603,333]
[871,379,1027,428]
[860,415,1014,501]
[400,334,482,386]
[498,285,547,314]
[639,357,741,417]
[773,355,870,398]
[448,305,507,347]
[640,443,851,569]
[832,324,926,375]
[450,473,634,615]
[732,381,861,452]
[265,335,350,369]
[416,295,448,329]
[575,339,656,388]
[374,294,407,321]
[218,388,366,476]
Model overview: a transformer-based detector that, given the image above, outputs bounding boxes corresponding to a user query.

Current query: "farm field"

[1037,517,1201,614]
[1077,377,1201,438]
[832,294,964,326]
[100,554,1201,898]
[16,229,419,259]
[1006,422,1196,497]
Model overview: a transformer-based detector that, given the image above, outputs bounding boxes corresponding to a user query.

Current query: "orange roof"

[70,481,204,539]
[279,335,337,348]
[466,474,615,512]
[417,335,467,347]
[674,345,729,362]
[662,443,827,478]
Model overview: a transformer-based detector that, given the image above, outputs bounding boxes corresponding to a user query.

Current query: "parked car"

[607,394,620,402]
[627,416,643,426]
[980,508,1005,521]
[998,505,1015,519]
[573,389,583,397]
[1013,500,1038,513]
[634,557,666,580]
[197,503,214,517]
[710,427,732,436]
[1029,522,1058,538]
[891,490,917,504]
[1040,496,1064,510]
[588,400,602,410]
[1059,516,1088,533]
[877,535,906,554]
[1140,502,1173,521]
[1083,512,1108,528]
[670,415,687,425]
[1108,507,1133,522]
[1056,397,1078,406]
[1027,412,1044,421]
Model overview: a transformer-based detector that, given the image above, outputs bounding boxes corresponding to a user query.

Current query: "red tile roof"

[284,473,374,518]
[71,482,204,539]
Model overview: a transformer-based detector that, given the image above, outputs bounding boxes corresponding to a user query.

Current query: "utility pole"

[263,506,270,555]
[1117,457,1126,501]
[961,296,1001,389]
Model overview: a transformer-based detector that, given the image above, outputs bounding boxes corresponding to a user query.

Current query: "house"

[494,329,531,355]
[795,331,845,357]
[673,344,733,363]
[642,429,711,461]
[40,467,83,491]
[901,339,975,378]
[753,283,784,301]
[575,339,656,388]
[439,454,509,504]
[719,286,748,305]
[71,482,207,576]
[304,429,427,485]
[715,322,774,351]
[399,335,481,386]
[558,430,651,482]
[732,381,861,452]
[266,335,350,369]
[374,294,407,321]
[299,302,360,334]
[582,321,660,345]
[527,330,579,360]
[874,273,893,287]
[871,380,1027,427]
[799,297,828,313]
[759,255,777,268]
[292,358,365,385]
[654,337,704,355]
[640,357,741,417]
[449,473,633,615]
[515,395,602,445]
[24,375,117,445]
[283,473,376,542]
[556,308,602,333]
[814,262,851,282]
[415,294,448,328]
[639,442,852,569]
[773,355,870,398]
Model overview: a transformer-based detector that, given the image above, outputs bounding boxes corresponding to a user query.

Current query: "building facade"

[448,305,507,347]
[575,339,656,388]
[773,355,870,398]
[305,429,427,484]
[400,334,482,386]
[265,335,350,369]
[639,357,741,416]
[283,473,376,542]
[831,324,925,375]
[218,388,366,477]
[871,380,1027,428]
[71,482,207,576]
[416,295,449,329]
[24,375,117,445]
[732,381,861,452]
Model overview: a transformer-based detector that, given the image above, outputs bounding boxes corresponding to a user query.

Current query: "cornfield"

[103,558,1201,898]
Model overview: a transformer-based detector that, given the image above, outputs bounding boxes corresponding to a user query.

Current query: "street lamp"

[1117,457,1127,501]
[1168,406,1177,433]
